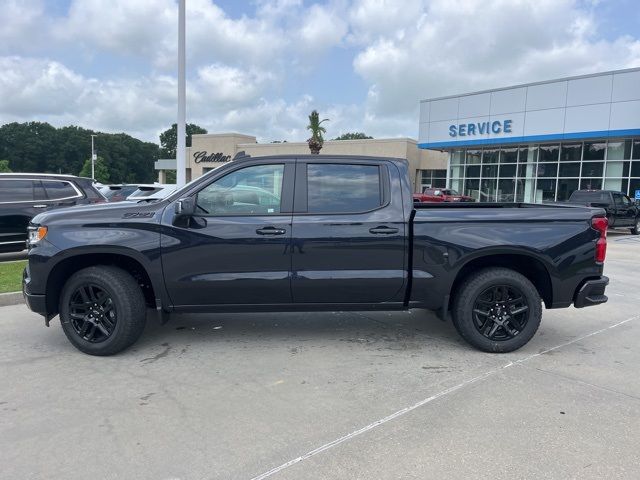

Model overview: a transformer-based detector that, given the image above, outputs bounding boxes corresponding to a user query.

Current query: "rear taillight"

[592,216,608,264]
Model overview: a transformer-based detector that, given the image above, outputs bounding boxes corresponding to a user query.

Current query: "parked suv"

[567,190,640,234]
[0,174,105,253]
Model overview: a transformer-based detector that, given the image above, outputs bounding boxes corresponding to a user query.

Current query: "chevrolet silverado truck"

[23,155,610,356]
[566,190,640,234]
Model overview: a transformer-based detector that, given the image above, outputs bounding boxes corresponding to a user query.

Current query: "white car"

[126,184,177,202]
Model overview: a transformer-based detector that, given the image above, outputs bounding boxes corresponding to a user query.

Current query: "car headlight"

[28,226,48,245]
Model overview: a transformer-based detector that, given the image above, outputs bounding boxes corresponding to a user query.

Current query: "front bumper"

[22,266,47,317]
[574,276,609,308]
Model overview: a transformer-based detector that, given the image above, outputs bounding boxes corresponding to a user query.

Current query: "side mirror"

[175,197,195,217]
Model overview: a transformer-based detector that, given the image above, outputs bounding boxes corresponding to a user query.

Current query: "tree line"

[0,119,373,183]
[0,122,160,183]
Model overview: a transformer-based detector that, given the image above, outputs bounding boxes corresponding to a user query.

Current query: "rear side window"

[307,164,382,214]
[42,180,80,200]
[570,191,610,203]
[0,179,35,202]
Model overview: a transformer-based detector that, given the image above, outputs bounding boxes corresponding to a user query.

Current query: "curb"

[0,291,24,307]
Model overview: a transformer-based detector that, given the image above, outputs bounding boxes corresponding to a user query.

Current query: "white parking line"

[249,315,639,480]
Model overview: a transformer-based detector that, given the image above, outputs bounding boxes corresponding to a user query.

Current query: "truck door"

[612,192,634,227]
[290,160,406,304]
[161,161,294,306]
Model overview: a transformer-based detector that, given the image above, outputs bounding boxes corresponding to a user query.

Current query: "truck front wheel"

[452,268,542,353]
[59,266,147,356]
[630,218,640,235]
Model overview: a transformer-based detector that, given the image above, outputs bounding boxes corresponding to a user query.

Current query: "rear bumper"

[574,276,609,308]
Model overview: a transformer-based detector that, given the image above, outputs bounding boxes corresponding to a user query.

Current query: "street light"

[176,0,186,187]
[90,134,97,180]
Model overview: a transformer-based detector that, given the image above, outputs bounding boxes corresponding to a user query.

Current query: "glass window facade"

[419,169,447,191]
[448,138,640,203]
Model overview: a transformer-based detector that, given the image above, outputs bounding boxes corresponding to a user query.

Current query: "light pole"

[91,134,97,180]
[176,0,186,187]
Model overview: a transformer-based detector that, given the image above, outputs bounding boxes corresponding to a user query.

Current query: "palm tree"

[306,110,329,154]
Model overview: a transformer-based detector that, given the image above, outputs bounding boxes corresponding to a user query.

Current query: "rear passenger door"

[290,160,406,304]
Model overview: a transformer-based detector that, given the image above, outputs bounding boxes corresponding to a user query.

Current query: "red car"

[413,188,475,203]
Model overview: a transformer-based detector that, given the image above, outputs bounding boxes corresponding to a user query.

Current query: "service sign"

[449,119,513,138]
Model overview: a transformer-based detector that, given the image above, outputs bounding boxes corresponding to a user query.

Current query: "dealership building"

[155,134,448,193]
[418,67,640,202]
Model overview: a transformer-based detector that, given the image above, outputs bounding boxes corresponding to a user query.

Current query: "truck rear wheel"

[59,266,147,356]
[452,268,542,353]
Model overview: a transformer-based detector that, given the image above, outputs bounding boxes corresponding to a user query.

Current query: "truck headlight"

[28,226,48,245]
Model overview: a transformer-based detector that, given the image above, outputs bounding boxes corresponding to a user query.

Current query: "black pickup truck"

[567,190,640,234]
[23,155,610,356]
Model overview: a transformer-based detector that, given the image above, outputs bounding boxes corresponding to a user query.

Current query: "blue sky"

[1,0,639,143]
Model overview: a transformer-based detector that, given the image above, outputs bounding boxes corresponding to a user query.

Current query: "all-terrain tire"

[630,217,640,235]
[452,267,542,353]
[59,266,147,356]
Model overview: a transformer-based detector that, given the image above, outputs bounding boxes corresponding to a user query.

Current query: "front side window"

[614,193,631,206]
[612,193,624,205]
[196,164,284,215]
[307,164,382,214]
[42,181,79,200]
[0,179,35,202]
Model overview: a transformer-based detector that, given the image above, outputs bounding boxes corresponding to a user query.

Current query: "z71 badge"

[122,212,155,219]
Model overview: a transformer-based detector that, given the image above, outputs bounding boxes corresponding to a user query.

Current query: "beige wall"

[162,133,448,192]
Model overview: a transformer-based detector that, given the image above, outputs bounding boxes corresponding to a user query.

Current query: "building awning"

[155,159,176,170]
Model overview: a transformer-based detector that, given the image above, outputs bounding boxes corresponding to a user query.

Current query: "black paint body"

[23,156,608,322]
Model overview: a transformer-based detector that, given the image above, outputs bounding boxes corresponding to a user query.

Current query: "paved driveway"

[1,233,639,479]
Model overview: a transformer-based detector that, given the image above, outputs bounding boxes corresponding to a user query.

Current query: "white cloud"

[0,57,86,115]
[297,3,348,53]
[352,0,640,123]
[55,0,175,61]
[1,0,639,145]
[195,64,278,106]
[0,0,51,54]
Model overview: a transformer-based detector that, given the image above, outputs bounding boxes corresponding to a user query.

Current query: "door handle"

[256,226,286,235]
[33,204,48,208]
[369,226,399,235]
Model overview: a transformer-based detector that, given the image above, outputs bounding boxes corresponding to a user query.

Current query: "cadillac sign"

[193,151,231,163]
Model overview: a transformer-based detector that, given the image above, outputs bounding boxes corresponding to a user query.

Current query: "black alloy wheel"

[451,267,542,353]
[472,285,529,341]
[60,266,147,355]
[68,284,117,343]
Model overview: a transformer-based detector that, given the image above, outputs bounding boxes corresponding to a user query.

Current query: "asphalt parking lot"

[1,233,639,480]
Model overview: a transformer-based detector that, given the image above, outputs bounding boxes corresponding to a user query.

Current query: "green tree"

[159,123,208,158]
[164,170,177,183]
[0,159,11,172]
[79,156,110,183]
[306,110,329,154]
[0,122,159,183]
[333,132,373,140]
